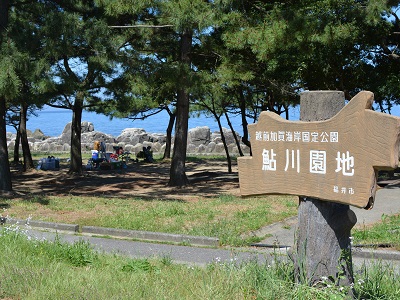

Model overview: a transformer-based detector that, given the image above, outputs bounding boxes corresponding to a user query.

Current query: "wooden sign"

[238,91,400,209]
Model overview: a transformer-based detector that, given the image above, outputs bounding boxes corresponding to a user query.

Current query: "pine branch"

[109,25,173,29]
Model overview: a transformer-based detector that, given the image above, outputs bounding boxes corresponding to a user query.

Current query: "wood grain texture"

[293,91,356,289]
[238,91,400,208]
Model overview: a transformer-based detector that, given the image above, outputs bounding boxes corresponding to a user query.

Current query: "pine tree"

[0,0,13,192]
[38,0,122,174]
[7,1,51,171]
[100,0,217,186]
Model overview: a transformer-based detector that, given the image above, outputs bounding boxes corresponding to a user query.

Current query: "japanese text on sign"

[238,91,400,208]
[255,131,339,143]
[262,149,355,177]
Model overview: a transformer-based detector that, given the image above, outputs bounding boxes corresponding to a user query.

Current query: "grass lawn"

[1,155,399,298]
[1,227,399,300]
[352,214,400,251]
[4,154,400,249]
[2,194,399,248]
[0,194,298,246]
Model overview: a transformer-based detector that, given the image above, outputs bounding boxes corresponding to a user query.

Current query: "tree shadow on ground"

[10,160,241,201]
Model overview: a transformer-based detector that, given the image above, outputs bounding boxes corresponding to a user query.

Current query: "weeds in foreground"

[1,224,399,299]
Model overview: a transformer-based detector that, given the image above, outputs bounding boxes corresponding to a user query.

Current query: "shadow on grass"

[0,203,10,209]
[10,159,240,202]
[24,195,50,205]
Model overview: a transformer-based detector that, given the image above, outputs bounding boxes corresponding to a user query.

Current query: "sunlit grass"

[0,194,297,246]
[352,214,400,251]
[1,227,399,300]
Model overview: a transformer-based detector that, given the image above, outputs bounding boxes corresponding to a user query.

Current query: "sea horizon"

[7,100,398,138]
[6,105,300,138]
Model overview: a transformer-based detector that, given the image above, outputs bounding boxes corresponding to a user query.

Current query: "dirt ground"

[10,159,241,201]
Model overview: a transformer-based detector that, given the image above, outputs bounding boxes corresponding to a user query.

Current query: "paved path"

[27,229,279,267]
[255,181,400,248]
[7,181,400,269]
[24,226,400,273]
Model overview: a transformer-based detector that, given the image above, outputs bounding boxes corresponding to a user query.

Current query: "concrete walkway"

[255,181,400,248]
[22,227,400,273]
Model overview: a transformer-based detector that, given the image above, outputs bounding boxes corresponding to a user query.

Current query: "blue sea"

[6,105,300,137]
[6,101,399,138]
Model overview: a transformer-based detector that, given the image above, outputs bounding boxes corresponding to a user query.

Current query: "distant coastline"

[6,106,251,138]
[6,105,305,138]
[6,122,250,156]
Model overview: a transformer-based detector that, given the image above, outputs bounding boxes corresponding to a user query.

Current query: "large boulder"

[197,144,206,153]
[188,126,211,146]
[37,142,50,152]
[60,121,95,144]
[117,128,149,144]
[132,143,144,155]
[81,131,116,144]
[116,128,168,147]
[206,142,216,153]
[81,121,94,133]
[151,142,162,152]
[119,128,146,136]
[7,141,15,150]
[213,143,225,153]
[187,143,197,153]
[150,133,167,144]
[32,129,46,140]
[211,127,240,145]
[6,120,248,155]
[123,144,135,152]
[62,121,93,135]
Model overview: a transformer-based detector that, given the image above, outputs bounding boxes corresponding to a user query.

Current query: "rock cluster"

[6,121,250,155]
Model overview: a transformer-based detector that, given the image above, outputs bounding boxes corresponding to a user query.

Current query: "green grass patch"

[1,194,297,246]
[352,214,400,250]
[1,227,399,299]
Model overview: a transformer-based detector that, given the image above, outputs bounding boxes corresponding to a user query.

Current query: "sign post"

[238,91,400,289]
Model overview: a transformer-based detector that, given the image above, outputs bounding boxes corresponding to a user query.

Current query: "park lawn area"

[352,213,400,251]
[2,193,400,248]
[4,155,301,246]
[4,155,400,248]
[0,194,298,246]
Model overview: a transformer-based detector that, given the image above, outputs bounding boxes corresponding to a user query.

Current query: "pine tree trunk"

[225,111,244,156]
[168,30,192,186]
[239,88,251,150]
[216,114,232,173]
[0,2,12,191]
[20,103,34,171]
[13,126,20,165]
[0,97,12,191]
[293,91,356,291]
[69,98,83,174]
[163,110,175,160]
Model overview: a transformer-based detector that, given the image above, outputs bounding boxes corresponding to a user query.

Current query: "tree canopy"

[0,0,399,189]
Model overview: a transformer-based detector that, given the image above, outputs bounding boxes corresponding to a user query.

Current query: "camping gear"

[37,156,60,170]
[91,150,99,159]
